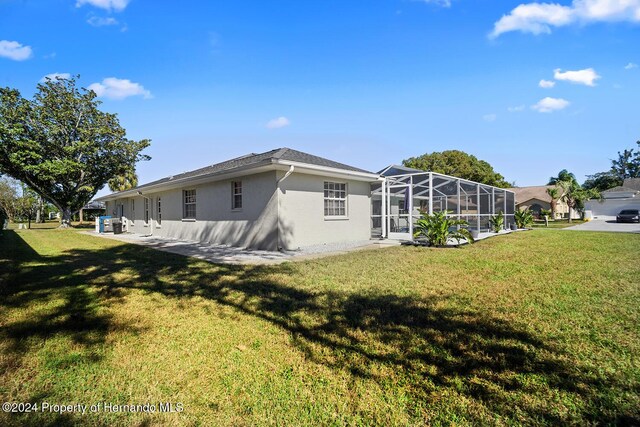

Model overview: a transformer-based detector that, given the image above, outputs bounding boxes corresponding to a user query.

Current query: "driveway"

[564,219,640,233]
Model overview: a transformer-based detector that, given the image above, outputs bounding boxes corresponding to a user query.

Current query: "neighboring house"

[79,201,106,222]
[97,148,515,250]
[585,178,640,218]
[508,185,576,219]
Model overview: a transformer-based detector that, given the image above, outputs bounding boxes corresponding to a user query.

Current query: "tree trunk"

[79,208,84,223]
[550,200,556,219]
[60,207,72,228]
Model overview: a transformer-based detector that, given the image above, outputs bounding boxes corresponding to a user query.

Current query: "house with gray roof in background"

[507,185,575,219]
[585,178,640,219]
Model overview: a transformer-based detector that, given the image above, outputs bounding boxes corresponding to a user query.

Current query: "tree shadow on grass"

[1,230,638,425]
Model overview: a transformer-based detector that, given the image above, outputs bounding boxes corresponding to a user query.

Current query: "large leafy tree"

[583,171,623,192]
[402,150,511,188]
[584,141,639,190]
[0,76,150,226]
[610,140,640,179]
[0,177,20,222]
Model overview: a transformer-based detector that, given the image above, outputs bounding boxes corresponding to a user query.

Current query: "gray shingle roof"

[603,186,640,193]
[275,148,373,174]
[120,148,374,194]
[507,185,555,204]
[623,178,640,190]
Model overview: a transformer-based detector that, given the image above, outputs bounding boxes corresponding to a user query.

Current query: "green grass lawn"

[531,219,587,229]
[1,228,639,426]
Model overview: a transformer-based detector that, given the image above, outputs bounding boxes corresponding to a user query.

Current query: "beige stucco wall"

[517,198,575,219]
[277,171,372,250]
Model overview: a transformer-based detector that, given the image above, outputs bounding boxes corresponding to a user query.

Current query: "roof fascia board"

[275,160,380,182]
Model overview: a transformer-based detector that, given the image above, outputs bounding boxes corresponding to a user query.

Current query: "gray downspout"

[276,165,295,251]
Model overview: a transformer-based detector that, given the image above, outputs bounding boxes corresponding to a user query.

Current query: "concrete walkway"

[563,219,640,234]
[83,227,525,265]
[82,231,399,265]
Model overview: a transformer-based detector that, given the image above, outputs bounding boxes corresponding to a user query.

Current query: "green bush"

[514,209,533,229]
[489,211,504,233]
[413,210,474,246]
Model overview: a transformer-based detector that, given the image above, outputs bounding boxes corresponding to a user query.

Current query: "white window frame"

[232,181,242,210]
[324,181,348,219]
[183,189,196,220]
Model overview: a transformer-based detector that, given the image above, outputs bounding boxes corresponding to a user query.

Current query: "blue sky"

[1,0,638,196]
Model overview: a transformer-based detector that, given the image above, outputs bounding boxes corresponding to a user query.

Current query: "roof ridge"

[270,147,289,160]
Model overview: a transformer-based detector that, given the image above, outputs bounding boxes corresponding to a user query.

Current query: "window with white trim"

[183,189,196,219]
[232,181,242,210]
[144,198,149,224]
[157,197,162,225]
[324,182,347,217]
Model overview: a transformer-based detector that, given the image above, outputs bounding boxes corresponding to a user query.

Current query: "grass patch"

[1,228,639,425]
[531,219,587,229]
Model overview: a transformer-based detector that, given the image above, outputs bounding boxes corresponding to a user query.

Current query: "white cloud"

[0,40,33,61]
[625,62,638,69]
[539,79,556,88]
[554,68,601,86]
[76,0,129,12]
[415,0,452,6]
[483,114,497,122]
[490,0,640,38]
[88,77,151,100]
[40,73,71,83]
[508,105,526,112]
[87,16,119,26]
[531,97,570,113]
[266,116,291,129]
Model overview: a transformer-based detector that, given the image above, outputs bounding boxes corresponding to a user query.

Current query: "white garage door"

[585,198,640,219]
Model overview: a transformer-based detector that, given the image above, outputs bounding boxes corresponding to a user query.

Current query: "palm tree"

[108,169,138,192]
[548,169,577,186]
[546,187,560,219]
[557,180,599,223]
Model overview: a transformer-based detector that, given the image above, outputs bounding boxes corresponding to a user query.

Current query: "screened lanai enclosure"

[371,166,515,240]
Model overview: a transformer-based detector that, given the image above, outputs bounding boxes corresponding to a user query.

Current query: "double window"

[232,181,242,210]
[324,182,347,217]
[183,189,196,219]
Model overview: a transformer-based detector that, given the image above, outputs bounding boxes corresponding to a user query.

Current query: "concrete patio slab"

[82,231,398,265]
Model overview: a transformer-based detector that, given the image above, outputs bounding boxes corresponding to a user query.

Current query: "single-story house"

[96,148,515,250]
[585,178,640,219]
[97,148,380,251]
[508,185,577,219]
